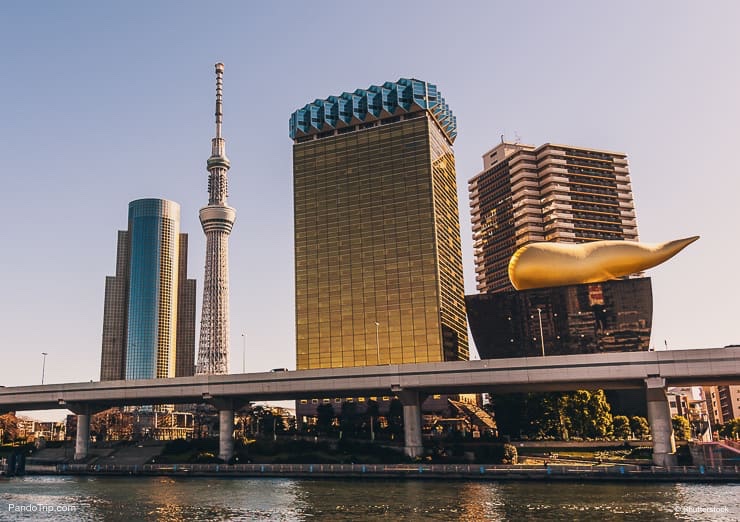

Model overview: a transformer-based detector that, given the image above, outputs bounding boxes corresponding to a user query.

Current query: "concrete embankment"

[24,462,740,482]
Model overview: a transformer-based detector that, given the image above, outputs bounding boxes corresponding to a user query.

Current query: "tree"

[339,401,360,438]
[672,415,691,440]
[387,399,404,439]
[364,399,380,440]
[488,393,528,439]
[719,418,740,440]
[630,416,650,440]
[528,392,566,439]
[0,412,19,443]
[612,415,631,439]
[562,391,591,439]
[262,411,276,439]
[557,390,612,439]
[585,390,613,439]
[502,443,518,464]
[90,411,111,442]
[492,390,615,441]
[316,403,335,436]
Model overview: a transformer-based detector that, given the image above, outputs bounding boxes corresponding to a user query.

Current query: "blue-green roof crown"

[289,78,456,143]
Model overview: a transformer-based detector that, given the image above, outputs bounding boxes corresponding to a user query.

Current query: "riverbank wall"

[17,462,740,482]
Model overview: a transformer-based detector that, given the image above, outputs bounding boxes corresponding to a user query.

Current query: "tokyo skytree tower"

[196,63,236,375]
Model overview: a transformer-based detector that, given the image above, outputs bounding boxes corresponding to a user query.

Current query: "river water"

[1,476,737,521]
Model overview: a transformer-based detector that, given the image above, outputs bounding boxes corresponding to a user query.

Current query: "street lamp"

[41,352,48,384]
[241,333,246,373]
[536,308,545,357]
[374,321,380,364]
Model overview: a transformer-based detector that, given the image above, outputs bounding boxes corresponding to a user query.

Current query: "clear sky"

[1,2,738,417]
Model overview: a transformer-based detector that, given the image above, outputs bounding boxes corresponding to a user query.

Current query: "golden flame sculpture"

[508,236,699,291]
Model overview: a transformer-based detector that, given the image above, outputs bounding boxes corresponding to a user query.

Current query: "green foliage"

[163,438,191,455]
[675,443,692,465]
[0,413,19,443]
[388,399,404,437]
[530,393,566,439]
[487,393,527,438]
[502,443,518,464]
[562,389,613,439]
[472,443,518,464]
[718,418,740,439]
[629,416,650,439]
[612,415,632,439]
[339,401,361,438]
[363,399,380,439]
[671,415,691,440]
[491,390,613,440]
[315,403,335,435]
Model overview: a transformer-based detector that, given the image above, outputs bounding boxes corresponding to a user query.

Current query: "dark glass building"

[466,278,653,358]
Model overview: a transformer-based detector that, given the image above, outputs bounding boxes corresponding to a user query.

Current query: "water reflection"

[1,476,737,521]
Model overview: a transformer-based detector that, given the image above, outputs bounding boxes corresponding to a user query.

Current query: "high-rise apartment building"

[718,385,740,421]
[469,141,638,293]
[290,78,468,371]
[100,198,196,381]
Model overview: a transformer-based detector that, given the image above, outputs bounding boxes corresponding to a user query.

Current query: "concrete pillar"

[645,377,677,467]
[397,391,423,458]
[75,413,90,461]
[218,408,235,462]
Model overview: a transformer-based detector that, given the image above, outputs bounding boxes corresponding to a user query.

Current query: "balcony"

[539,164,568,176]
[510,171,538,185]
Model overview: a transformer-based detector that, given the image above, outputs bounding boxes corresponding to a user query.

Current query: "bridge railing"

[52,462,740,477]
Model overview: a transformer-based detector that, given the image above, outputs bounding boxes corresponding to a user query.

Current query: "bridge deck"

[1,347,738,412]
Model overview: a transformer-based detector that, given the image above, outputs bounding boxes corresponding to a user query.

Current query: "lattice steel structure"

[196,63,236,375]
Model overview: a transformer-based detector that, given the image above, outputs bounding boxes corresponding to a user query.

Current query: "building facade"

[466,278,653,358]
[466,140,651,358]
[469,141,638,294]
[668,387,712,442]
[290,78,468,371]
[718,385,740,422]
[100,198,196,381]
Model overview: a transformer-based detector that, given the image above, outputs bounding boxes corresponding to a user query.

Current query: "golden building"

[290,78,468,370]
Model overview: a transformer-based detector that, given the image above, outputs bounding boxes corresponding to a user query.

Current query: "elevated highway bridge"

[2,346,738,467]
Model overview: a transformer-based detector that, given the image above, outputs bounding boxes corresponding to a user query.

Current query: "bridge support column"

[397,391,425,458]
[645,377,676,467]
[208,398,247,463]
[218,408,235,462]
[75,413,90,461]
[66,403,98,462]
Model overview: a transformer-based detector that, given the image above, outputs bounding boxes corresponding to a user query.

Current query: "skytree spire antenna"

[197,62,236,375]
[215,62,223,139]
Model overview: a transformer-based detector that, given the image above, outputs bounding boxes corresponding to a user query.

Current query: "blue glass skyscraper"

[100,198,196,381]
